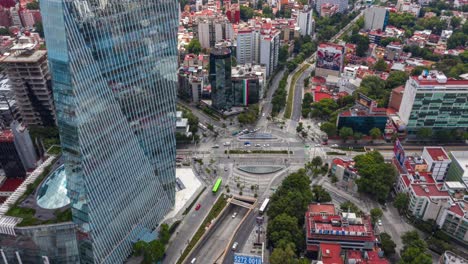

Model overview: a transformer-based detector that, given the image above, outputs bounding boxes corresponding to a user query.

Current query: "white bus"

[259,198,270,214]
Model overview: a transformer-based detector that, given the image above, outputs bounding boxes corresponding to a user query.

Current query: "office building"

[232,64,266,106]
[446,151,468,187]
[421,147,451,182]
[236,28,259,65]
[196,16,234,49]
[40,0,178,263]
[398,71,468,134]
[306,203,377,252]
[297,6,315,36]
[0,121,36,178]
[210,47,233,110]
[236,20,280,77]
[316,0,348,14]
[316,43,344,78]
[259,31,280,77]
[1,36,55,126]
[384,43,403,61]
[364,6,389,31]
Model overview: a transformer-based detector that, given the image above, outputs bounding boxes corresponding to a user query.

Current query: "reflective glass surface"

[37,165,70,209]
[40,0,178,263]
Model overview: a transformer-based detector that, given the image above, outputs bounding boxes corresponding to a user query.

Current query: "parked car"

[255,144,261,147]
[195,203,201,211]
[232,212,238,218]
[232,242,239,251]
[212,144,219,148]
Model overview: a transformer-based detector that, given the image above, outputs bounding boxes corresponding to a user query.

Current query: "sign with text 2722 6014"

[233,254,262,264]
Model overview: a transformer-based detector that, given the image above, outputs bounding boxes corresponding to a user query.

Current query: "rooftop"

[424,147,449,161]
[0,178,24,192]
[2,49,47,63]
[347,250,389,264]
[411,184,450,198]
[309,203,336,215]
[0,130,13,142]
[320,243,343,264]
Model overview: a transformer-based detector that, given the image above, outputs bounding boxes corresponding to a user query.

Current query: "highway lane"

[291,65,315,122]
[186,206,248,264]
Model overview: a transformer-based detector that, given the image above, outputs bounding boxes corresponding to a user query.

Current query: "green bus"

[212,178,222,193]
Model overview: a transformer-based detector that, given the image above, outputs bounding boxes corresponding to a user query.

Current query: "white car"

[378,220,382,226]
[232,212,238,218]
[255,144,261,147]
[263,144,270,147]
[223,142,231,146]
[314,144,321,147]
[212,144,219,148]
[331,144,339,147]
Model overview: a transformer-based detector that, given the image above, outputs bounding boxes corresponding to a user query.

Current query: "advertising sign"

[393,138,406,166]
[317,46,343,71]
[357,93,376,108]
[234,254,262,264]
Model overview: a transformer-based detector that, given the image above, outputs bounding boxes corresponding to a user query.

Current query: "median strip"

[285,64,309,119]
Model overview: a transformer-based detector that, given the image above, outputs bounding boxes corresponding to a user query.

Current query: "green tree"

[270,242,298,264]
[354,151,396,201]
[340,201,361,214]
[357,76,388,106]
[339,127,353,142]
[34,22,44,38]
[310,98,339,119]
[353,132,363,143]
[279,45,289,64]
[311,156,323,168]
[411,66,429,76]
[296,122,304,133]
[312,185,332,202]
[394,193,409,213]
[186,39,202,54]
[26,1,39,9]
[370,208,383,223]
[447,32,467,49]
[133,241,147,256]
[369,127,382,142]
[320,122,337,137]
[373,59,388,72]
[267,213,303,250]
[144,240,165,264]
[386,71,409,89]
[159,224,170,244]
[350,34,370,57]
[380,233,396,256]
[417,127,433,140]
[240,5,255,21]
[0,28,9,36]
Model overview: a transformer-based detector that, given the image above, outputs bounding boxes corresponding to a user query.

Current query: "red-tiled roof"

[412,76,468,85]
[411,184,449,198]
[315,92,333,102]
[425,147,449,161]
[448,203,464,217]
[0,130,14,143]
[347,250,389,264]
[309,203,336,215]
[320,243,343,264]
[0,178,24,192]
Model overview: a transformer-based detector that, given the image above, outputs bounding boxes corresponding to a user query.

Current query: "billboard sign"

[234,254,262,264]
[317,45,343,71]
[393,138,406,166]
[357,93,377,109]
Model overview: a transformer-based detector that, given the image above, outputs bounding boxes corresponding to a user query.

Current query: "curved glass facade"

[40,0,178,263]
[37,165,70,209]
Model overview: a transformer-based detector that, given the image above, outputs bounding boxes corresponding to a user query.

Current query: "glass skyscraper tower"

[40,0,178,263]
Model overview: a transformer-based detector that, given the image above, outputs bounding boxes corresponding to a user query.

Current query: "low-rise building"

[331,158,359,192]
[421,147,451,182]
[439,251,468,264]
[446,151,468,187]
[306,203,377,253]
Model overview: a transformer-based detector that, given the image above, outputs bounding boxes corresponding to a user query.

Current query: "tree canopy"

[354,151,396,202]
[350,34,370,57]
[385,71,409,89]
[373,59,388,72]
[320,122,337,137]
[400,231,432,264]
[310,98,340,120]
[186,39,202,54]
[312,185,332,203]
[240,5,255,21]
[394,193,409,213]
[357,76,388,107]
[238,104,259,125]
[339,127,353,142]
[267,169,312,253]
[380,233,396,256]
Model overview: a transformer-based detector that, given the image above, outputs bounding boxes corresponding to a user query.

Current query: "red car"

[322,141,328,145]
[195,203,201,211]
